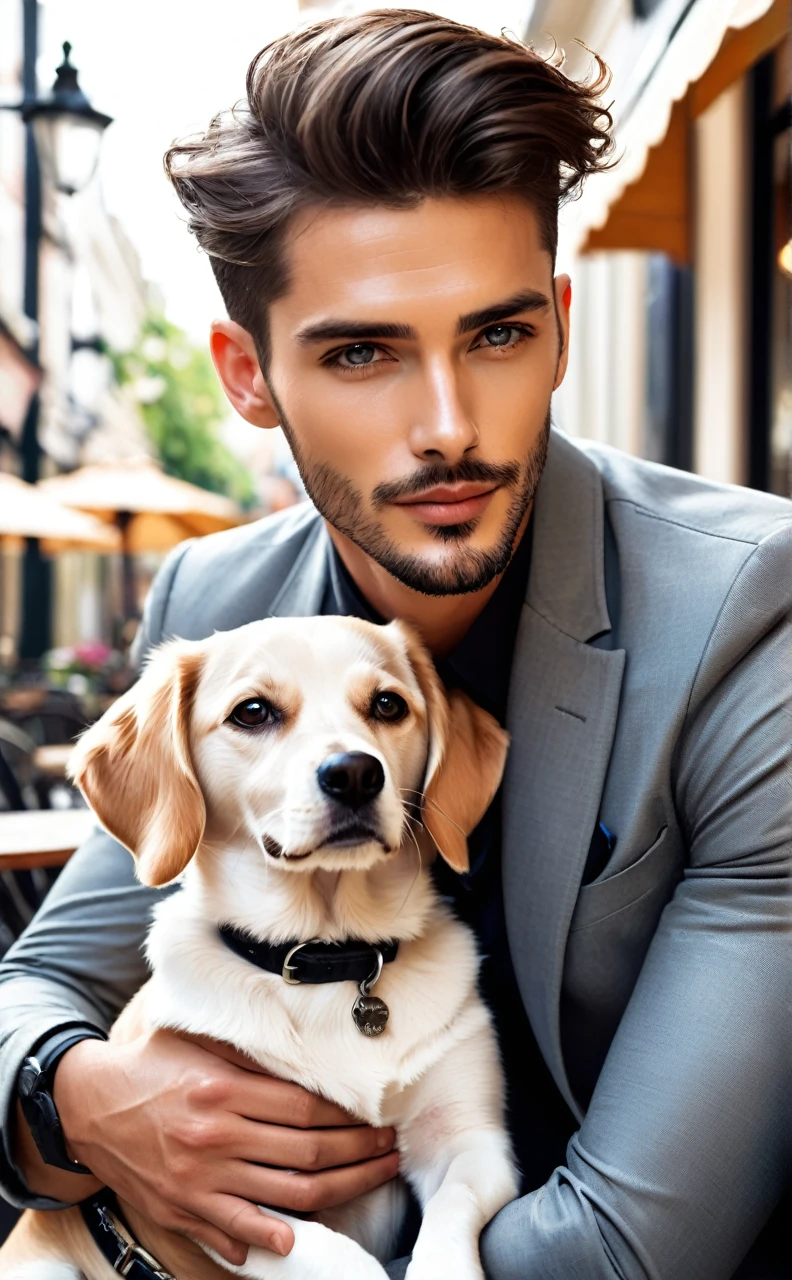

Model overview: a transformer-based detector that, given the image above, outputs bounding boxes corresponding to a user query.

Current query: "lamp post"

[23,41,113,197]
[12,2,112,660]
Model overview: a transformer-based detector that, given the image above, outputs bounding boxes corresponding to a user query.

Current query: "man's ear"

[209,319,280,429]
[553,272,571,390]
[68,640,207,886]
[392,622,510,873]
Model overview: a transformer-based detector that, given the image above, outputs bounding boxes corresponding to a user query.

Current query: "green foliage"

[111,312,255,508]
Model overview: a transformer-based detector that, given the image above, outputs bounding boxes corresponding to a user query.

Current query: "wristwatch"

[18,1027,107,1173]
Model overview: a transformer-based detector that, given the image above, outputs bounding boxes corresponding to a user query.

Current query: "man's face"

[221,195,569,595]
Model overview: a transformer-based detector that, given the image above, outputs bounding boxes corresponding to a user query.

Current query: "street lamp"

[23,42,112,197]
[5,3,113,661]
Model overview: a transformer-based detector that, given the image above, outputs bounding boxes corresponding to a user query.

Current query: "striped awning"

[563,0,784,258]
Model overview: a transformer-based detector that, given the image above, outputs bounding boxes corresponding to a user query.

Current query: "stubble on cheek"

[274,397,551,596]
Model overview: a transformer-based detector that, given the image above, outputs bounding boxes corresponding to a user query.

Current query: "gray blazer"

[1,430,790,1278]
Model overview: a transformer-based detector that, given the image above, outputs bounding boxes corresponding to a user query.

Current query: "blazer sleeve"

[481,534,792,1279]
[0,541,191,1209]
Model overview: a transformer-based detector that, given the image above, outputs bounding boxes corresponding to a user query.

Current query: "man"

[1,11,790,1278]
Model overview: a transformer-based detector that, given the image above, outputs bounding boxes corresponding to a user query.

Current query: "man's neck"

[326,510,532,657]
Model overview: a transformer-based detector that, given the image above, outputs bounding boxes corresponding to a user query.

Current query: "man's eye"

[230,699,275,729]
[371,691,409,723]
[339,343,377,367]
[481,325,522,348]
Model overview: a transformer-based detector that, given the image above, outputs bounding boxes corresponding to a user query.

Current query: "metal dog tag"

[352,992,389,1036]
[352,947,388,1035]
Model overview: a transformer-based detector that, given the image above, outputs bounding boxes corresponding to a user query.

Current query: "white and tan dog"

[3,615,518,1280]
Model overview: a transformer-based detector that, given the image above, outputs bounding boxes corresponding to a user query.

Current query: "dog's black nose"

[317,752,385,810]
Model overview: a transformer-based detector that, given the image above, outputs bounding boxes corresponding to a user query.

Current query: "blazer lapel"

[268,513,329,618]
[503,431,625,1119]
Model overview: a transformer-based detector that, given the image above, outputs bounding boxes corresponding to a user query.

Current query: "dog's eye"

[230,699,275,729]
[371,691,408,723]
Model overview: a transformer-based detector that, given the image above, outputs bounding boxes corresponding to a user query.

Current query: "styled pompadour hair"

[165,8,614,362]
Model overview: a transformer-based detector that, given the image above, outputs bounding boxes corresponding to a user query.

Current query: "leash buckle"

[117,1237,175,1278]
[96,1200,175,1278]
[118,1240,176,1278]
[117,1242,137,1275]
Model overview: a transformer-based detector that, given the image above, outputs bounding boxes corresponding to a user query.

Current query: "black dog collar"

[219,924,398,985]
[81,1190,176,1279]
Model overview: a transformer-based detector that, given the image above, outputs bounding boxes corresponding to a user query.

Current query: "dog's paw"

[207,1215,390,1280]
[405,1242,484,1280]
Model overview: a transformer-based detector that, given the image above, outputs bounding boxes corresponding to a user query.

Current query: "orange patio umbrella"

[41,459,243,618]
[0,473,121,553]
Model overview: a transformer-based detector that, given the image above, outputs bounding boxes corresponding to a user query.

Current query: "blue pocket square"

[582,822,617,885]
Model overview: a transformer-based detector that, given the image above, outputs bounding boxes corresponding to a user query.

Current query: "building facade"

[0,2,152,657]
[530,0,791,497]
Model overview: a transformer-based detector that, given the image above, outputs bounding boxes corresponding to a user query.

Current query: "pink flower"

[73,642,112,670]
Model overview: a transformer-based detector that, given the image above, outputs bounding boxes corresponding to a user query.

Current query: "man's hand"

[17,1028,398,1266]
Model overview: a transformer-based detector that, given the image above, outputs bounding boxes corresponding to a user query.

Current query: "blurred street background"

[0,0,789,920]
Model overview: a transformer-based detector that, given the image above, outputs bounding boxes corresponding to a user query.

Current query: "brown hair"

[165,9,613,364]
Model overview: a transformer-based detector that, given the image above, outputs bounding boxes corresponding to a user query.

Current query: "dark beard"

[273,400,551,597]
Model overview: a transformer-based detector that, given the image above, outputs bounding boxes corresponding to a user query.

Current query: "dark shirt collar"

[323,524,533,726]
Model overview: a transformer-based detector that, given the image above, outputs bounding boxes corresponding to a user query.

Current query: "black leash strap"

[81,1190,176,1279]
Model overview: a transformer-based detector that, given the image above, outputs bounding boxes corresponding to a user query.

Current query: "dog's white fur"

[2,616,518,1280]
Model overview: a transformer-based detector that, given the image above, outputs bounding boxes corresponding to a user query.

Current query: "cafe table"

[31,743,75,778]
[0,808,94,871]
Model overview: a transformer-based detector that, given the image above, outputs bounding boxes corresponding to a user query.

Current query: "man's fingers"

[234,1119,397,1169]
[227,1073,359,1128]
[177,1034,358,1127]
[179,1216,250,1267]
[178,1032,274,1075]
[168,1031,360,1127]
[237,1150,400,1214]
[207,1197,296,1257]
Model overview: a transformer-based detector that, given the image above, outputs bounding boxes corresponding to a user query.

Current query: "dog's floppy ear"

[392,622,509,873]
[69,640,206,886]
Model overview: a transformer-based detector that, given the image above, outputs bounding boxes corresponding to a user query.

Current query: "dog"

[2,615,518,1279]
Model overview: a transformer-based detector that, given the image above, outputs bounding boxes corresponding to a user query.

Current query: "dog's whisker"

[239,794,285,862]
[398,791,426,821]
[424,797,467,839]
[401,801,424,826]
[391,820,423,921]
[406,823,423,865]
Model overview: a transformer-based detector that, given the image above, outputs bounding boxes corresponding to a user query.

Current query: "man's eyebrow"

[456,289,551,335]
[296,319,417,345]
[295,289,550,346]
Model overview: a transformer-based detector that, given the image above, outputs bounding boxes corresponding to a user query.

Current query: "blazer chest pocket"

[569,824,676,935]
[563,826,680,1102]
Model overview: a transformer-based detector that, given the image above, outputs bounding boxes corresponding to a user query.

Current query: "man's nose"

[408,363,479,464]
[317,752,385,810]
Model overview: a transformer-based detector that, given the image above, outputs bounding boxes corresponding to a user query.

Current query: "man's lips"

[391,483,498,526]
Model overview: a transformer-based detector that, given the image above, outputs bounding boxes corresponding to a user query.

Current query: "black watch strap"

[18,1025,107,1173]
